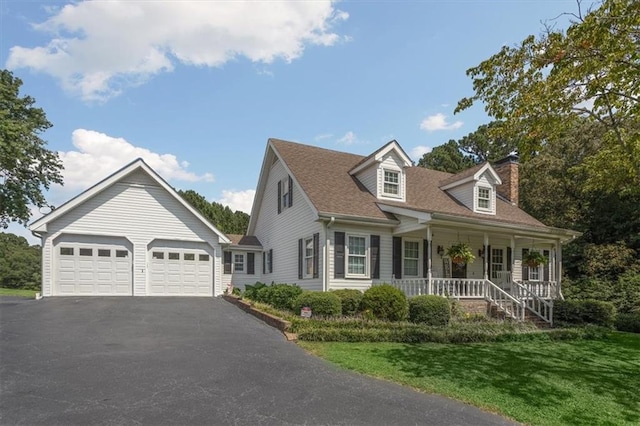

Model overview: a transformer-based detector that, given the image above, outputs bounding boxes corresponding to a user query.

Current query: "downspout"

[31,231,44,300]
[323,217,335,292]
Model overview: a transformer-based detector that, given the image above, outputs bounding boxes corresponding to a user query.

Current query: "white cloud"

[57,129,214,191]
[314,133,334,141]
[410,145,432,160]
[6,1,349,101]
[419,113,463,132]
[337,131,357,145]
[216,190,256,214]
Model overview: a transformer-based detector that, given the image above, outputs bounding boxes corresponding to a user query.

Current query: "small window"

[60,247,74,256]
[404,241,419,276]
[116,250,129,258]
[79,248,93,256]
[383,170,400,196]
[478,187,491,210]
[281,177,291,211]
[184,253,195,261]
[234,254,244,272]
[305,237,314,277]
[98,249,110,257]
[152,252,164,260]
[199,254,209,262]
[168,252,180,260]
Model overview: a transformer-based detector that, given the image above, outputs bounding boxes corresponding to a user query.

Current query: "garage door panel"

[148,247,213,296]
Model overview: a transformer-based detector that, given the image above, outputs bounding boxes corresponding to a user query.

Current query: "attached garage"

[30,159,231,297]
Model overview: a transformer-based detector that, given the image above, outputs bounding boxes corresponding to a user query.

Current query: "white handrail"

[513,282,553,325]
[484,280,525,321]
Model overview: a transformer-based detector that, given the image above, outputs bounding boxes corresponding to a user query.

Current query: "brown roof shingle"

[270,138,548,229]
[227,234,262,247]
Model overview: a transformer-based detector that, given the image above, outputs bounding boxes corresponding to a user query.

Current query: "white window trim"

[304,237,314,278]
[265,250,272,274]
[381,168,402,199]
[234,253,245,273]
[281,177,290,211]
[403,239,421,277]
[476,185,492,213]
[345,233,370,278]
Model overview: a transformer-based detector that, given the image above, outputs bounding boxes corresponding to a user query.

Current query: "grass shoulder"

[0,288,38,298]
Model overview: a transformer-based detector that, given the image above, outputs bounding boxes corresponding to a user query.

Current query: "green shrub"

[612,272,640,314]
[408,295,451,326]
[330,289,363,316]
[554,299,617,328]
[615,312,640,333]
[292,291,342,317]
[244,281,267,301]
[361,285,408,321]
[258,283,303,310]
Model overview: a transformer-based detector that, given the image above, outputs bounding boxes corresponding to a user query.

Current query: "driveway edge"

[221,295,297,340]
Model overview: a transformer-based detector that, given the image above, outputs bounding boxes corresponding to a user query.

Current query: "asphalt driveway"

[0,297,515,425]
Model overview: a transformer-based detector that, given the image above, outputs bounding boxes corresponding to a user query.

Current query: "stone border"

[222,295,297,341]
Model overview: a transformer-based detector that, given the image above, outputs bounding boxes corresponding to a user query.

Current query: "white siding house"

[30,159,230,297]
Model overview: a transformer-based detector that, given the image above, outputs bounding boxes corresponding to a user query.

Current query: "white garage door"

[149,248,213,296]
[56,242,132,296]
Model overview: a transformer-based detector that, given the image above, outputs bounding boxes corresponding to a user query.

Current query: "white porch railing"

[484,280,526,321]
[513,282,554,325]
[518,281,558,299]
[390,278,485,298]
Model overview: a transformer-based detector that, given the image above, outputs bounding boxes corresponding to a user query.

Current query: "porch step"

[525,310,552,328]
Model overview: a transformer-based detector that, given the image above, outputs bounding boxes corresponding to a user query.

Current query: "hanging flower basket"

[523,251,548,268]
[446,242,475,266]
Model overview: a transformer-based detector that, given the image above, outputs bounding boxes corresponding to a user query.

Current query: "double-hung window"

[304,237,314,277]
[383,170,400,197]
[347,235,367,276]
[404,241,419,276]
[478,187,491,210]
[234,254,244,272]
[491,248,503,280]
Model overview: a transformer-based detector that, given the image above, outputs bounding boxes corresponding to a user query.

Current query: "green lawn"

[300,332,640,425]
[0,288,38,298]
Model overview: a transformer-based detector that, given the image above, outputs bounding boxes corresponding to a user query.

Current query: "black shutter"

[507,247,512,271]
[262,252,266,274]
[392,237,402,279]
[247,253,255,275]
[371,235,380,279]
[269,249,273,273]
[543,250,550,281]
[334,232,345,278]
[288,175,293,207]
[313,233,319,279]
[522,248,529,281]
[277,181,282,214]
[423,239,428,278]
[486,245,491,279]
[223,251,232,274]
[298,238,303,279]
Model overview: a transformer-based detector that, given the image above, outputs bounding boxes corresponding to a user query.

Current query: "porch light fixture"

[437,245,444,256]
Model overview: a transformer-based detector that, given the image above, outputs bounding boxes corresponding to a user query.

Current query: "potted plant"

[446,242,475,266]
[523,251,548,268]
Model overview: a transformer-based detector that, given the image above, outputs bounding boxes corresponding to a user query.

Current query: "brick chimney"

[493,155,519,206]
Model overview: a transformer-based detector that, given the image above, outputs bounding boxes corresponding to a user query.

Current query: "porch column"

[427,225,433,295]
[556,240,563,299]
[510,236,516,283]
[483,233,489,280]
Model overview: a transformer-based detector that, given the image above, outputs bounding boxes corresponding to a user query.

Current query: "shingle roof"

[438,162,487,187]
[270,138,549,229]
[227,234,262,247]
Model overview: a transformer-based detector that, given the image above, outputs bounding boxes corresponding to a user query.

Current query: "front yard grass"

[299,332,640,426]
[0,288,38,298]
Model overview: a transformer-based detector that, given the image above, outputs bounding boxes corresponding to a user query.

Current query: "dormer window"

[478,187,491,211]
[383,170,400,197]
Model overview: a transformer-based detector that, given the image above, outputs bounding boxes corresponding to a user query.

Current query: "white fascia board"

[376,141,413,168]
[317,212,399,227]
[475,163,502,185]
[377,204,432,223]
[246,141,275,234]
[439,175,476,190]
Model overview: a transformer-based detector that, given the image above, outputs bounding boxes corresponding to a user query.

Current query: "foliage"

[178,189,249,235]
[0,233,41,290]
[522,250,548,268]
[0,287,38,297]
[613,272,640,314]
[330,289,363,316]
[456,121,517,163]
[0,70,63,228]
[446,242,475,266]
[292,291,342,317]
[456,0,640,192]
[563,272,640,316]
[243,281,267,301]
[416,140,477,173]
[615,312,640,334]
[554,299,617,328]
[361,285,408,321]
[300,332,639,426]
[408,295,451,326]
[579,242,639,280]
[254,283,302,311]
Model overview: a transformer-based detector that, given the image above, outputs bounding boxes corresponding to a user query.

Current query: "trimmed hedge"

[331,289,363,316]
[292,291,342,317]
[409,295,451,326]
[615,312,640,333]
[361,285,408,321]
[258,283,303,310]
[554,299,617,328]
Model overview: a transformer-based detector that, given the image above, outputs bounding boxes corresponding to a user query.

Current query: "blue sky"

[2,0,575,242]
